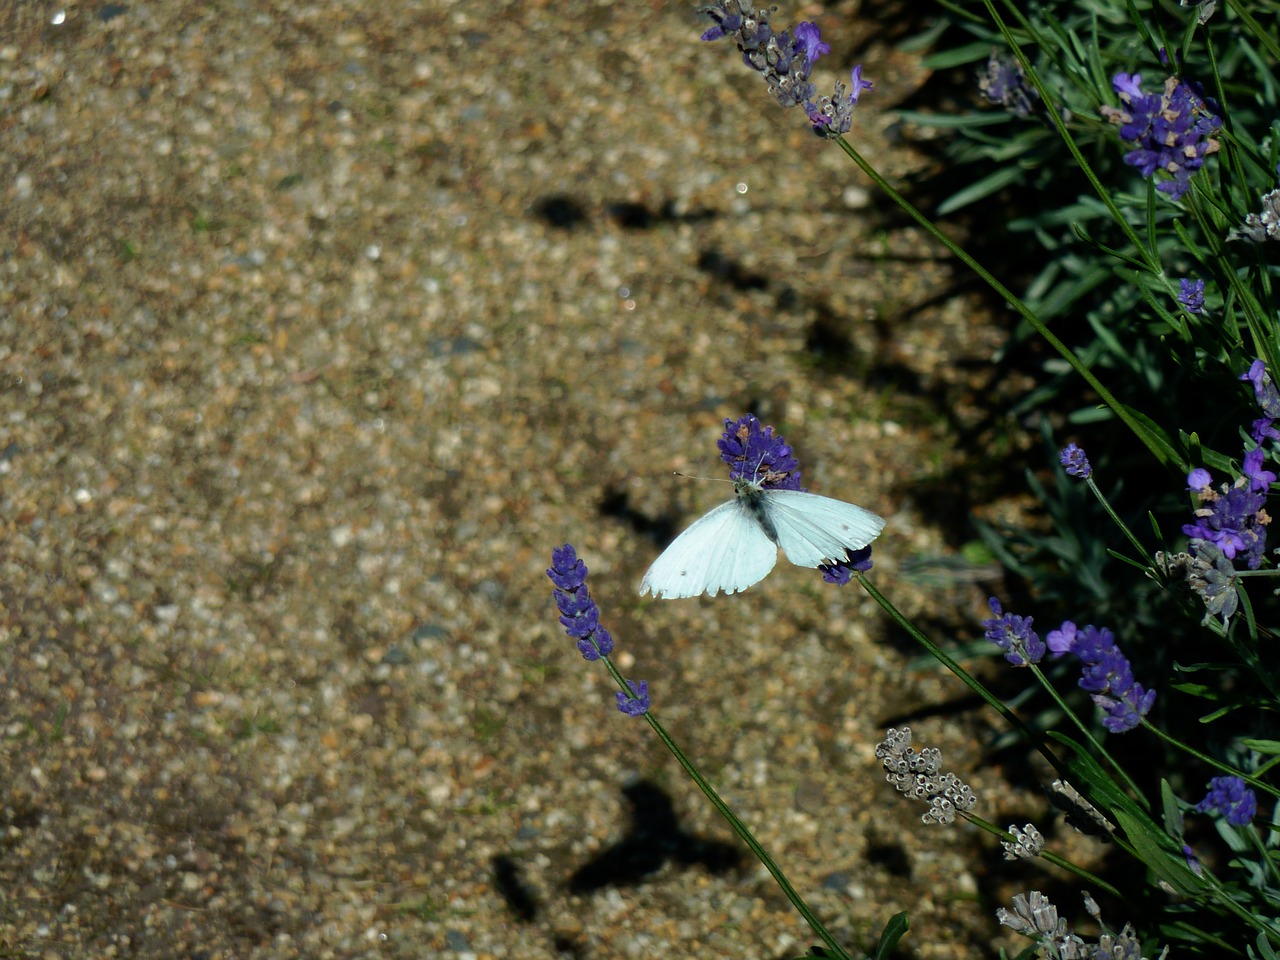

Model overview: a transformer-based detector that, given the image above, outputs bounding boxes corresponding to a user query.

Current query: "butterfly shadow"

[566,779,744,893]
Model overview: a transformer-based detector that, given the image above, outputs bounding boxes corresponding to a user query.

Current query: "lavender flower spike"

[1177,278,1206,314]
[1195,775,1257,826]
[979,51,1038,118]
[718,413,802,488]
[1051,622,1155,732]
[548,544,614,661]
[1059,443,1092,478]
[982,597,1046,666]
[805,65,874,138]
[1183,453,1270,570]
[1099,73,1221,200]
[699,4,871,139]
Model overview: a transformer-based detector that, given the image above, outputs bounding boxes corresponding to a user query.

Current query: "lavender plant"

[547,0,1280,956]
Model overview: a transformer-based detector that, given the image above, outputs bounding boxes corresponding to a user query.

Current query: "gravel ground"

[1,2,1081,958]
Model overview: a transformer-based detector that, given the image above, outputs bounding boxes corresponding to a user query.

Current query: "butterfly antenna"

[673,470,732,485]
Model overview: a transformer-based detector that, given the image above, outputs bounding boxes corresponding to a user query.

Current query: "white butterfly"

[639,477,885,599]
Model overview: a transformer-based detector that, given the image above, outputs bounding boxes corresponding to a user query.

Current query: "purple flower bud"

[1177,278,1205,314]
[616,679,651,716]
[1059,443,1092,478]
[1195,775,1257,826]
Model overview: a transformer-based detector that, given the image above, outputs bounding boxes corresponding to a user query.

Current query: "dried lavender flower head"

[1002,823,1046,860]
[875,726,977,826]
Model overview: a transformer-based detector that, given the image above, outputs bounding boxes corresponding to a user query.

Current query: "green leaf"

[1160,779,1186,838]
[873,912,910,960]
[938,165,1027,215]
[1240,738,1280,755]
[1112,808,1205,896]
[1118,403,1186,471]
[1047,731,1152,815]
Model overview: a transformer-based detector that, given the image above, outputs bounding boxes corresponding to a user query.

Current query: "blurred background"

[1,2,1059,957]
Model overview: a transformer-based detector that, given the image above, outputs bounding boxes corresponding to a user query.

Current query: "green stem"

[964,814,1122,897]
[1084,476,1149,565]
[1141,719,1280,800]
[598,655,856,960]
[1026,663,1144,801]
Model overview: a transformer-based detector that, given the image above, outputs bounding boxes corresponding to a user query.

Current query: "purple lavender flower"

[701,4,870,139]
[615,679,651,717]
[1177,278,1205,314]
[1241,360,1280,442]
[715,414,877,584]
[1059,443,1092,478]
[1046,622,1154,732]
[820,546,874,584]
[1183,456,1270,570]
[1099,73,1221,200]
[1045,620,1077,656]
[1252,418,1280,444]
[1243,447,1276,492]
[1241,360,1280,417]
[792,21,830,65]
[982,598,1046,666]
[548,544,614,660]
[978,51,1038,118]
[1195,775,1257,826]
[718,413,802,489]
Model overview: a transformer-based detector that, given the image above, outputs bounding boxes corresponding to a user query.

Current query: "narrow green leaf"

[873,912,910,960]
[1240,739,1280,755]
[1112,808,1204,896]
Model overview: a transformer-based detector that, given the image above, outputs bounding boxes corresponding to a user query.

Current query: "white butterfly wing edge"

[639,498,778,599]
[763,490,885,567]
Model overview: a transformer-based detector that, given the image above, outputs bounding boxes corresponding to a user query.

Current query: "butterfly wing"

[760,490,885,568]
[639,498,779,599]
